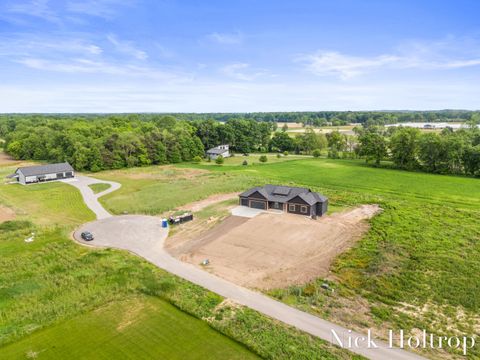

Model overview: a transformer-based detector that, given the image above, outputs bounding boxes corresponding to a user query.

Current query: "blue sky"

[1,0,480,112]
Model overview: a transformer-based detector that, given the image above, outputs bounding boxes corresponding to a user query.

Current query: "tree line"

[0,115,276,171]
[350,125,480,176]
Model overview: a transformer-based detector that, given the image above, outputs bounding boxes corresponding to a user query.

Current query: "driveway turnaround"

[70,176,425,360]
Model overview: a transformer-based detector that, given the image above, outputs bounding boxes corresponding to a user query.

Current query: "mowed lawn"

[1,296,258,360]
[0,165,95,226]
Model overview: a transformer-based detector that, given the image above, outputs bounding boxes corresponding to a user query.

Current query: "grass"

[0,166,95,227]
[93,166,261,215]
[0,161,358,359]
[88,183,111,194]
[203,153,311,166]
[1,296,258,360]
[95,158,480,358]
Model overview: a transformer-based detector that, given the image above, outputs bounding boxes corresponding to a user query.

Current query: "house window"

[289,204,295,212]
[301,205,308,214]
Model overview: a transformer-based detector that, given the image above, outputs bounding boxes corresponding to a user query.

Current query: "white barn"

[7,163,75,185]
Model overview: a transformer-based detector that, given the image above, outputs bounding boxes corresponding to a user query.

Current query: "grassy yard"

[93,158,480,358]
[0,165,95,226]
[88,183,111,194]
[1,296,258,360]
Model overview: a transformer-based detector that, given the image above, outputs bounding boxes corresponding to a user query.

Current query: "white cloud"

[66,0,135,19]
[5,0,59,23]
[299,38,480,79]
[220,63,267,81]
[17,57,189,81]
[207,32,243,45]
[107,34,147,60]
[298,51,400,79]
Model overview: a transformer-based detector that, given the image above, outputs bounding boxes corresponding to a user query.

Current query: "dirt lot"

[166,205,381,290]
[0,205,16,223]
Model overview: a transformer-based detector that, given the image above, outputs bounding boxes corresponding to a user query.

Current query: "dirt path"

[177,192,238,212]
[167,205,382,289]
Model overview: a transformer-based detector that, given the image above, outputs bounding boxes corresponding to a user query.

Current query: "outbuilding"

[7,162,75,185]
[206,144,230,160]
[239,184,328,218]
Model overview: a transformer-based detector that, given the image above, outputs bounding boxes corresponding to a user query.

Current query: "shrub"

[276,153,281,158]
[215,155,224,164]
[312,149,322,158]
[242,160,248,166]
[283,151,289,156]
[259,155,268,163]
[192,156,202,163]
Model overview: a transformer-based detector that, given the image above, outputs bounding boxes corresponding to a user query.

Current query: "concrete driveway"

[69,176,425,360]
[63,175,121,219]
[74,215,168,251]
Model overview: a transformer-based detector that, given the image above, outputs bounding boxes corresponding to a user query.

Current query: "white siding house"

[206,145,231,160]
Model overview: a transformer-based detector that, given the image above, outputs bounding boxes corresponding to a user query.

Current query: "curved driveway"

[69,175,425,360]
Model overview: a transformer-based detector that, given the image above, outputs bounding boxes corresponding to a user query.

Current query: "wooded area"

[0,112,479,176]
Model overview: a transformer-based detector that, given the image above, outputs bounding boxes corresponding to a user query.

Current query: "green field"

[0,161,358,360]
[1,296,258,360]
[92,158,480,358]
[88,183,111,194]
[204,153,311,165]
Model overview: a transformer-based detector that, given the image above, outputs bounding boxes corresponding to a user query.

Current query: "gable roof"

[239,184,327,204]
[16,162,74,177]
[206,148,229,155]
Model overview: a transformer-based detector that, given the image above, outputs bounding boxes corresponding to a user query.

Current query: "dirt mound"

[166,204,381,290]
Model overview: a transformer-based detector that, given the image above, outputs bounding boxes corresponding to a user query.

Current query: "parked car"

[81,231,94,241]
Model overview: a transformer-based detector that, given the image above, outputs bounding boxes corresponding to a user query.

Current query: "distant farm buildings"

[7,162,75,185]
[239,185,328,218]
[206,144,231,160]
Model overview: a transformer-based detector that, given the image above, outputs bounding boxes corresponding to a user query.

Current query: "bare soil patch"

[0,151,17,166]
[177,193,238,212]
[0,205,16,223]
[166,204,381,290]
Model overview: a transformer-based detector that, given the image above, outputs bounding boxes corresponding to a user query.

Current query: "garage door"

[250,200,267,210]
[241,198,249,206]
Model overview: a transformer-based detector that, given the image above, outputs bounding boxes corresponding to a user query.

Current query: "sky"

[1,0,480,112]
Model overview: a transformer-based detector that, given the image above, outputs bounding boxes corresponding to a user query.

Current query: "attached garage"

[250,200,267,210]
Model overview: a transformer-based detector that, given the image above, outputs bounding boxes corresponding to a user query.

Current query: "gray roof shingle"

[16,162,74,177]
[239,184,327,204]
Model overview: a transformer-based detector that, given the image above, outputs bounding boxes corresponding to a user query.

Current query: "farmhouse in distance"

[206,144,231,160]
[239,185,328,218]
[7,162,75,185]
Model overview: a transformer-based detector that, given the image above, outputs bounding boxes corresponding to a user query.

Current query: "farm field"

[95,158,480,358]
[1,296,258,360]
[0,160,356,360]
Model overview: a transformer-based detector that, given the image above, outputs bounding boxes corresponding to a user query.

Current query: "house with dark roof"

[239,185,328,218]
[206,144,230,160]
[7,162,75,185]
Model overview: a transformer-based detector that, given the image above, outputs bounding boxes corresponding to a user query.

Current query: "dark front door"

[250,200,267,210]
[56,173,65,179]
